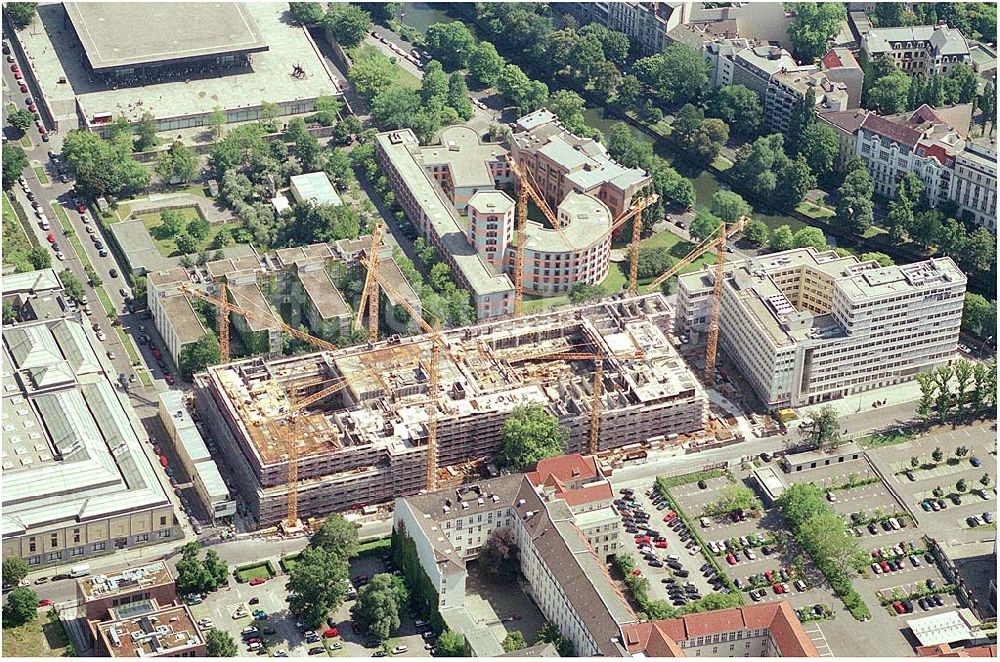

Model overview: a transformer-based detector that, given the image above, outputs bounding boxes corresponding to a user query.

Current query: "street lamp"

[978,335,993,358]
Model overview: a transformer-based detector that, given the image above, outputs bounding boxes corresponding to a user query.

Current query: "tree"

[178,333,221,380]
[311,514,359,562]
[979,80,996,132]
[536,622,574,657]
[288,546,348,629]
[792,227,827,251]
[84,265,103,287]
[435,631,466,657]
[910,456,920,468]
[769,225,794,251]
[635,246,675,280]
[175,542,215,596]
[786,88,816,157]
[802,405,841,452]
[868,70,911,114]
[2,144,28,189]
[743,220,768,247]
[446,72,474,121]
[633,43,709,106]
[289,2,325,25]
[61,129,149,199]
[955,445,970,459]
[503,631,527,653]
[3,587,37,627]
[980,473,991,487]
[8,108,34,134]
[497,64,548,115]
[788,2,847,63]
[568,282,608,304]
[187,217,210,241]
[59,270,86,303]
[351,573,406,642]
[425,21,476,70]
[932,485,944,498]
[671,105,728,163]
[962,293,996,340]
[547,90,591,137]
[5,2,37,29]
[323,4,371,49]
[468,42,505,86]
[932,447,944,463]
[776,157,816,211]
[175,232,198,255]
[205,629,238,657]
[499,404,567,470]
[135,112,158,151]
[689,210,722,243]
[956,478,967,493]
[421,61,449,108]
[836,161,875,235]
[709,484,762,516]
[797,509,866,575]
[209,106,226,140]
[708,85,763,139]
[962,227,996,273]
[710,191,751,223]
[332,115,362,145]
[799,122,840,182]
[481,527,519,581]
[155,141,199,184]
[2,558,29,588]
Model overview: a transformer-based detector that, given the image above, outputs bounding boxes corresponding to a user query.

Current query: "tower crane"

[358,254,447,492]
[177,283,339,530]
[647,216,749,385]
[354,223,386,340]
[177,284,338,355]
[607,193,659,295]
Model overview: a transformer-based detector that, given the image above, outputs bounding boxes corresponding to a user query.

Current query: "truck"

[70,563,91,578]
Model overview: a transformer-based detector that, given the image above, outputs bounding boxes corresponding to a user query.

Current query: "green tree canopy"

[3,586,38,627]
[323,4,371,48]
[205,629,238,657]
[742,220,768,246]
[708,84,763,139]
[481,527,519,581]
[802,405,841,452]
[350,573,408,642]
[178,333,221,381]
[2,144,28,189]
[288,546,348,629]
[6,2,37,29]
[425,21,476,70]
[792,227,827,251]
[468,42,505,86]
[788,2,847,63]
[289,2,325,25]
[633,43,709,106]
[499,404,567,470]
[434,630,466,657]
[635,246,675,280]
[310,514,359,561]
[710,190,751,223]
[689,210,722,243]
[568,282,608,304]
[8,108,34,134]
[503,631,527,653]
[2,558,29,588]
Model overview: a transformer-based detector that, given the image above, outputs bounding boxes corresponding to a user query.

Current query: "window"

[50,534,58,549]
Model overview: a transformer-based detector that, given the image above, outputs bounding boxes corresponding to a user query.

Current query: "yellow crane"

[358,253,446,492]
[354,223,386,340]
[647,216,749,384]
[177,283,339,530]
[607,193,659,295]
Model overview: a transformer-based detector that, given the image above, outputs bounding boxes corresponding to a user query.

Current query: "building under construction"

[193,294,707,526]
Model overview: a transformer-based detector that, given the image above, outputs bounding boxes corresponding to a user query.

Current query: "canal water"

[582,108,807,233]
[398,3,453,33]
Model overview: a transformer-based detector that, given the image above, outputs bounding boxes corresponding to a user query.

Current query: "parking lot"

[614,483,718,604]
[188,555,429,658]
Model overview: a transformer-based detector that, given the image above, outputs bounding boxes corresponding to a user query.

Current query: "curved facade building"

[507,191,613,296]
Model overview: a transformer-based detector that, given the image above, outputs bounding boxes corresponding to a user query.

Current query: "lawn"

[3,193,36,272]
[859,428,917,450]
[348,43,421,90]
[357,536,392,557]
[95,287,116,317]
[1,610,72,658]
[136,206,237,257]
[32,165,48,184]
[116,327,142,366]
[234,561,276,583]
[48,202,73,234]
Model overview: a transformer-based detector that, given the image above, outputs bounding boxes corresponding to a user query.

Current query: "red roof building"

[620,602,819,657]
[918,643,999,657]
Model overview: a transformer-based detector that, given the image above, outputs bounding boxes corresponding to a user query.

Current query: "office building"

[94,602,205,657]
[1,302,179,569]
[193,294,706,526]
[78,562,176,622]
[863,24,971,76]
[676,248,965,408]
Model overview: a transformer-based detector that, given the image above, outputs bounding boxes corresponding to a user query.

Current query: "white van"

[70,563,91,578]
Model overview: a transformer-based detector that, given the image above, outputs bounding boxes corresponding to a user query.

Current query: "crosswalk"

[801,623,834,657]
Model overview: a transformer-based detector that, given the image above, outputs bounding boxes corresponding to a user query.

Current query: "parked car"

[249,577,267,586]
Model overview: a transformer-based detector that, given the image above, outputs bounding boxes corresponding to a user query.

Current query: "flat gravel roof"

[65,2,267,70]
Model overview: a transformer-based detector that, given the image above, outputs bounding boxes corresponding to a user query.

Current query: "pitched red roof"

[620,602,819,658]
[918,643,999,657]
[862,113,923,147]
[527,453,598,485]
[818,109,868,134]
[559,482,613,507]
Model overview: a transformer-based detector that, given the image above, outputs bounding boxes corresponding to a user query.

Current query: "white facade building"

[676,249,965,408]
[951,138,997,232]
[863,24,971,76]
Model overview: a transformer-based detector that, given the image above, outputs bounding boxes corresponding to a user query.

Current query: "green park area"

[136,206,239,258]
[348,43,421,90]
[234,561,276,583]
[1,610,72,658]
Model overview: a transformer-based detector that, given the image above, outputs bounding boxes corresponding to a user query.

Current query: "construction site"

[192,293,708,527]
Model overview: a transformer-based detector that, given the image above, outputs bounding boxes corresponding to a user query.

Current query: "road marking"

[802,623,834,657]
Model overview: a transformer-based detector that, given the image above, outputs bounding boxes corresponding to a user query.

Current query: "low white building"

[289,172,342,207]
